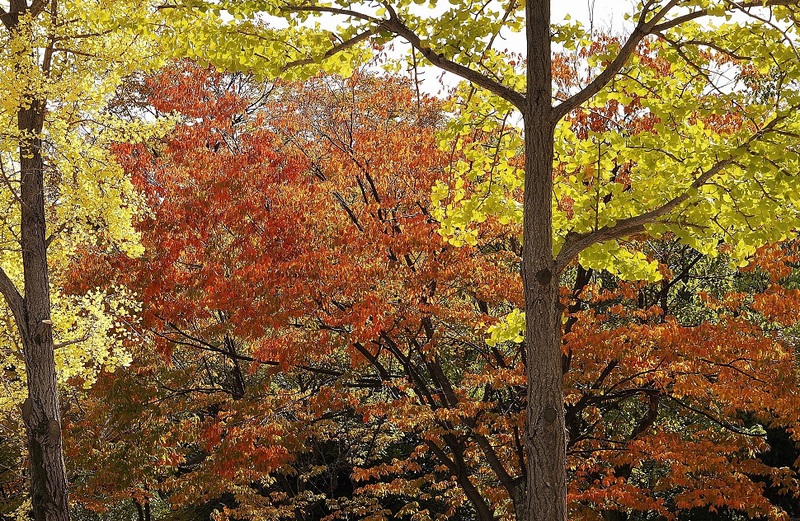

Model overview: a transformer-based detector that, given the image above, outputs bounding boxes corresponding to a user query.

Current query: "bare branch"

[729,0,800,62]
[668,394,764,437]
[332,191,365,232]
[467,425,524,504]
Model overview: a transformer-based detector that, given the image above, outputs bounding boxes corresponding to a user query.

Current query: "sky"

[553,0,636,30]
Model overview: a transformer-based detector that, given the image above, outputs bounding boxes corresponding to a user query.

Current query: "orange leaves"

[562,235,800,520]
[77,63,529,519]
[68,57,800,520]
[752,286,800,326]
[747,242,800,282]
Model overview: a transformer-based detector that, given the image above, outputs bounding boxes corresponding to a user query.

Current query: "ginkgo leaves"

[157,5,370,81]
[431,84,524,248]
[0,0,167,405]
[434,23,800,283]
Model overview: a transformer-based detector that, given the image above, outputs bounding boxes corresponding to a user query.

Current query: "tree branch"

[273,26,380,72]
[382,16,526,109]
[467,424,524,505]
[554,113,788,272]
[652,0,800,33]
[0,6,14,31]
[553,0,799,121]
[552,0,680,120]
[29,0,47,17]
[424,438,495,521]
[667,394,763,437]
[0,266,24,333]
[160,320,343,377]
[53,333,91,350]
[332,191,365,232]
[267,3,528,106]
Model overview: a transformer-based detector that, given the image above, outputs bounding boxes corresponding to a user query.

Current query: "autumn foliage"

[1,0,800,519]
[54,61,800,521]
[66,63,521,519]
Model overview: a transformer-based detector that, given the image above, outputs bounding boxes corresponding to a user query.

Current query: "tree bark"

[522,1,566,520]
[18,95,71,521]
[2,3,72,519]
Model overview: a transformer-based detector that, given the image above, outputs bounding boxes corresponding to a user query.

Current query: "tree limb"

[0,6,13,31]
[554,113,788,272]
[383,16,526,109]
[160,320,344,377]
[554,0,799,121]
[29,0,47,17]
[274,26,379,72]
[467,424,524,505]
[552,0,681,121]
[53,333,91,350]
[0,266,24,334]
[652,0,800,33]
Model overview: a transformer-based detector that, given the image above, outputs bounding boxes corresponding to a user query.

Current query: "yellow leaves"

[0,0,163,416]
[51,287,139,387]
[0,283,139,401]
[7,498,32,521]
[580,242,662,282]
[486,308,524,346]
[432,88,524,248]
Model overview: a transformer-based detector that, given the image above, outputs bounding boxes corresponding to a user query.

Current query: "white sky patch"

[554,0,638,33]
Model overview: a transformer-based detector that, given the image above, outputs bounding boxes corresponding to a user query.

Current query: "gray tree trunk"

[18,98,70,521]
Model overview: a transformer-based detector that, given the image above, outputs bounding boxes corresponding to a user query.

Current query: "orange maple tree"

[65,62,522,519]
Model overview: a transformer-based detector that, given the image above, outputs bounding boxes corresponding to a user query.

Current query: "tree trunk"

[18,95,71,521]
[0,4,71,519]
[522,1,567,520]
[135,500,145,521]
[0,4,69,521]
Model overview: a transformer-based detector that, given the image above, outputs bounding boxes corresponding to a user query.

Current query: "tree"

[0,1,160,519]
[157,1,800,519]
[67,62,525,520]
[561,238,800,520]
[65,62,800,520]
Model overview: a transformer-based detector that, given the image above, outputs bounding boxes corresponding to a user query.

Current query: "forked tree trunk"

[522,1,567,520]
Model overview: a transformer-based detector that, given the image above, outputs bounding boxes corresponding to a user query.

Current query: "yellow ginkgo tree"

[0,1,162,519]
